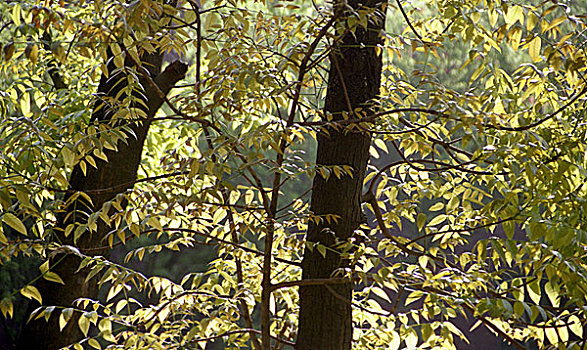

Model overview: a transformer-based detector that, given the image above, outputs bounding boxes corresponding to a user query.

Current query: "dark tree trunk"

[296,2,385,349]
[16,50,187,350]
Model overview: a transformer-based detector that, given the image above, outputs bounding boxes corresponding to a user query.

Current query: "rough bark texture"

[16,52,187,350]
[296,2,385,349]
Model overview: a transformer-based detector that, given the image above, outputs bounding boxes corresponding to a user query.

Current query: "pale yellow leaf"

[3,213,26,235]
[529,36,541,62]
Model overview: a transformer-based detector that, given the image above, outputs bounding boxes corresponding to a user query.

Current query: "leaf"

[43,271,65,285]
[371,287,391,303]
[416,213,427,231]
[374,139,388,154]
[2,213,26,235]
[62,147,75,167]
[78,313,90,336]
[0,298,13,318]
[509,27,522,51]
[3,42,15,61]
[390,330,400,350]
[20,285,42,304]
[528,36,541,62]
[542,16,567,34]
[429,202,444,211]
[428,214,447,227]
[527,279,541,305]
[316,244,326,258]
[88,338,101,349]
[505,6,524,26]
[469,319,483,332]
[568,315,582,338]
[488,9,498,27]
[99,318,116,342]
[527,12,538,30]
[106,283,123,302]
[405,290,423,306]
[44,306,55,321]
[405,329,418,348]
[24,44,39,64]
[59,308,73,331]
[545,325,558,345]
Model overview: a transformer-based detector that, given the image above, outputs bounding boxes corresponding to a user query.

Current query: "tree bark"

[296,2,385,349]
[16,51,187,350]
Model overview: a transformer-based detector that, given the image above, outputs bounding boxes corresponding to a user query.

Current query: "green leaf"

[62,147,75,168]
[316,244,326,258]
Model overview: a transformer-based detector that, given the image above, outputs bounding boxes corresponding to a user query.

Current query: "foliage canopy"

[1,0,587,349]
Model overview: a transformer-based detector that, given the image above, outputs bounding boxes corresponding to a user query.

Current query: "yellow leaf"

[43,271,65,285]
[390,330,400,350]
[374,138,388,154]
[371,287,391,303]
[545,325,558,345]
[543,16,567,34]
[493,97,506,114]
[527,279,541,304]
[429,202,444,211]
[59,313,68,331]
[529,36,541,62]
[417,213,427,231]
[78,314,90,336]
[88,338,101,349]
[20,92,31,118]
[527,12,538,31]
[0,298,13,318]
[488,9,498,27]
[509,27,522,51]
[505,6,524,26]
[3,213,26,235]
[428,214,447,226]
[568,315,583,338]
[20,285,42,304]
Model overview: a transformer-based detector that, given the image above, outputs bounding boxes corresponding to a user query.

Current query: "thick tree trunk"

[16,52,187,350]
[297,2,385,349]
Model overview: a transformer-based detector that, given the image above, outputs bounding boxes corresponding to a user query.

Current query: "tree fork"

[16,51,187,350]
[296,1,385,349]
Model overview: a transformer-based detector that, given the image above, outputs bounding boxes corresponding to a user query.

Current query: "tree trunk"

[16,50,187,350]
[296,2,385,349]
